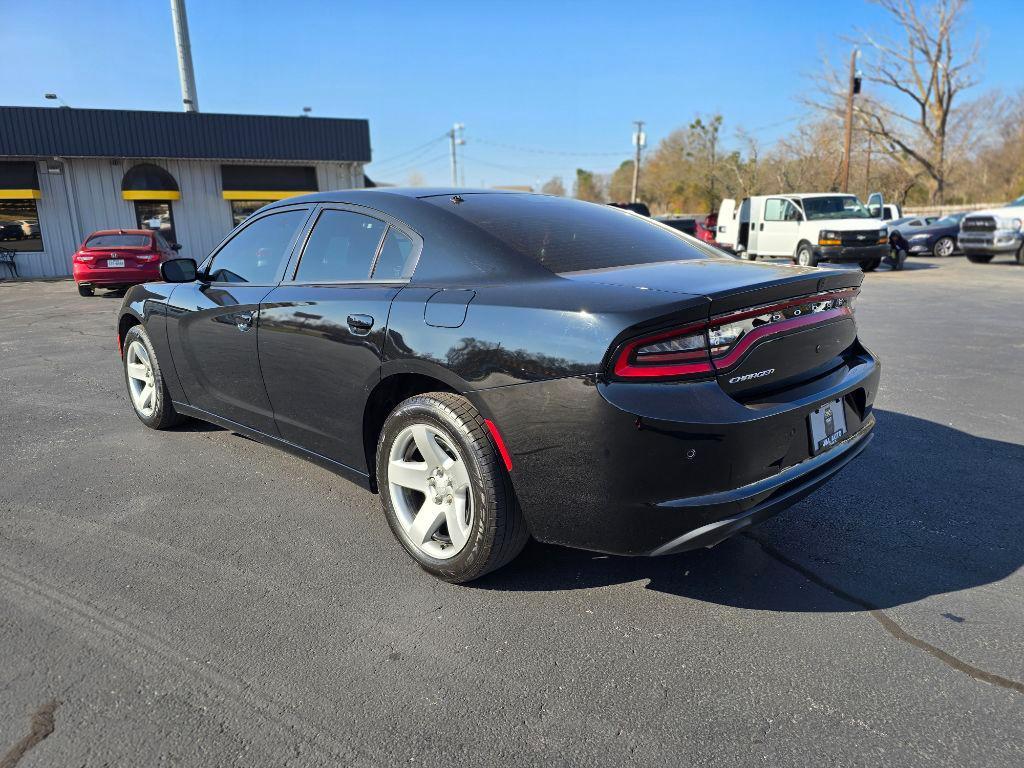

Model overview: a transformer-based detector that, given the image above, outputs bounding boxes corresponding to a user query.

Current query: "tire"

[77,284,94,297]
[796,243,818,267]
[860,257,882,272]
[1016,244,1024,266]
[966,253,994,264]
[376,392,529,583]
[932,236,956,258]
[122,324,185,429]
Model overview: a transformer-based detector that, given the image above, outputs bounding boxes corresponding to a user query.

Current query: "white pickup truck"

[957,195,1024,265]
[716,193,890,271]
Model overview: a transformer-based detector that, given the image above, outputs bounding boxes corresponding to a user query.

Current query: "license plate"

[809,398,847,455]
[107,258,125,268]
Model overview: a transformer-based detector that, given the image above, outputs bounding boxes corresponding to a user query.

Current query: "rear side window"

[371,228,416,280]
[295,209,386,282]
[207,209,306,284]
[426,194,710,273]
[86,233,150,248]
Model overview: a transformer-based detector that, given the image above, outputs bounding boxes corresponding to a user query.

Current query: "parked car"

[73,229,181,296]
[716,193,889,270]
[889,212,966,258]
[0,221,25,241]
[656,215,719,244]
[117,189,879,583]
[958,195,1024,264]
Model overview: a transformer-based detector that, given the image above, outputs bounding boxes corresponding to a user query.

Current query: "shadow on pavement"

[475,409,1024,611]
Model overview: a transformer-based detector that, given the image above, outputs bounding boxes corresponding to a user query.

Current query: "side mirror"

[171,243,183,252]
[160,257,198,283]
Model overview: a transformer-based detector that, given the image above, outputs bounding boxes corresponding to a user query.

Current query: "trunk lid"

[569,258,863,396]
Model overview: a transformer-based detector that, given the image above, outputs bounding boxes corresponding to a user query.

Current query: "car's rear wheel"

[860,257,881,272]
[122,325,185,429]
[376,392,529,583]
[933,236,955,257]
[966,253,994,264]
[77,283,94,297]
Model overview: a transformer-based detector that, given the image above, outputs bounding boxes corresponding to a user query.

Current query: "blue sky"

[7,0,1018,188]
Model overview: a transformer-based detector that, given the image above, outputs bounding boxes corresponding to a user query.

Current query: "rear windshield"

[426,194,711,273]
[86,233,151,248]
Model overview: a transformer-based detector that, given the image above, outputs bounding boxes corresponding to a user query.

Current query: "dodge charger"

[116,189,879,582]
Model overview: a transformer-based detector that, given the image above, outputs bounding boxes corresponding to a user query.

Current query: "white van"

[716,193,890,270]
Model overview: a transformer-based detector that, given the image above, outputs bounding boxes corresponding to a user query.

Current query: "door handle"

[235,311,254,332]
[347,314,374,334]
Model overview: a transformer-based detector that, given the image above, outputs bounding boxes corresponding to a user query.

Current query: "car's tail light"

[611,289,858,380]
[136,252,160,262]
[73,253,94,263]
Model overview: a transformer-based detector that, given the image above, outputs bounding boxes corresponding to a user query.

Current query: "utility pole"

[864,134,872,197]
[170,0,200,112]
[839,48,861,193]
[448,123,465,187]
[631,120,646,203]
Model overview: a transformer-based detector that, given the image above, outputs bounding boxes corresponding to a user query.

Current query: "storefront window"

[134,201,177,245]
[230,200,270,228]
[0,199,43,252]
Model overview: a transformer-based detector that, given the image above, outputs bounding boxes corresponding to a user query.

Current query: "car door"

[164,205,312,433]
[758,198,801,256]
[258,205,421,472]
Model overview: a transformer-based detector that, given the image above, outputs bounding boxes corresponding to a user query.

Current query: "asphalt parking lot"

[1,256,1022,767]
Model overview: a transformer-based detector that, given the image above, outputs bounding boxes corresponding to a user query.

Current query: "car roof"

[275,187,529,205]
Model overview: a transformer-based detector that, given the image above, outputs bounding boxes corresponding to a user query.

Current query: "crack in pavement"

[745,533,1024,696]
[0,700,59,768]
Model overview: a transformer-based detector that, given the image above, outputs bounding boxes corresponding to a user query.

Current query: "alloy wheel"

[935,237,955,257]
[125,340,157,417]
[387,423,474,560]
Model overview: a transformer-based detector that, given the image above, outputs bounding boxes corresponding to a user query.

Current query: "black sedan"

[890,212,966,258]
[117,189,879,582]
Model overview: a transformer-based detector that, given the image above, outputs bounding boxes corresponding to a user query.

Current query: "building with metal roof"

[0,106,371,279]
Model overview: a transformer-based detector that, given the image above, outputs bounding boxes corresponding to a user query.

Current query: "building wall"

[11,158,364,279]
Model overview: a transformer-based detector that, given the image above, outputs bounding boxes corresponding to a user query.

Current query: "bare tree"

[851,0,980,204]
[540,176,566,196]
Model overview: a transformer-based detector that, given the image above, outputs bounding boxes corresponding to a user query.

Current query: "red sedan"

[72,229,180,296]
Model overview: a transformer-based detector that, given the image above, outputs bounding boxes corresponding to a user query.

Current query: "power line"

[371,133,448,167]
[374,151,452,181]
[472,138,626,157]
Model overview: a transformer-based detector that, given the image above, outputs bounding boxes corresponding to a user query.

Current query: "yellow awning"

[122,190,182,201]
[0,189,42,200]
[222,190,315,201]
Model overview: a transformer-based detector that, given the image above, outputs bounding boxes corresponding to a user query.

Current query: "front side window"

[207,209,307,284]
[134,201,177,245]
[0,199,43,252]
[764,198,799,222]
[294,209,386,283]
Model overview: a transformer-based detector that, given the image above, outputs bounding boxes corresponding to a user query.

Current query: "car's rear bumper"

[475,345,880,556]
[814,243,888,263]
[647,423,873,555]
[74,265,161,285]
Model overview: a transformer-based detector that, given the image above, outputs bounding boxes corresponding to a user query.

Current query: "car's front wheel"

[122,325,185,429]
[376,392,529,583]
[933,236,956,257]
[966,253,994,264]
[795,243,817,267]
